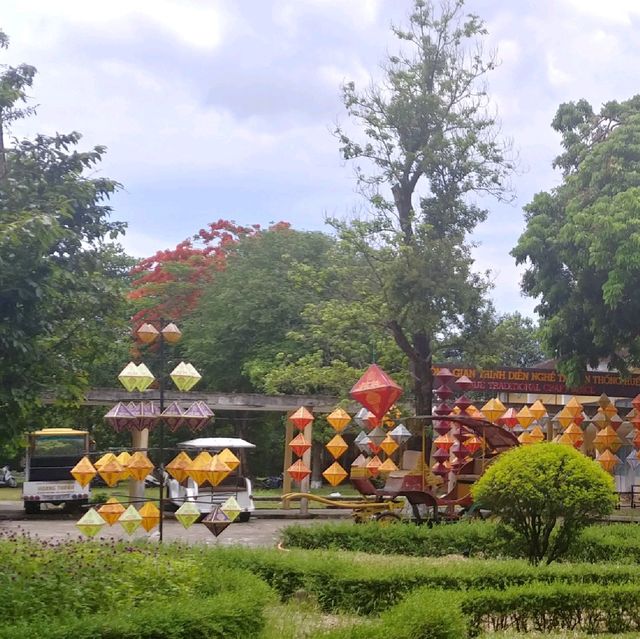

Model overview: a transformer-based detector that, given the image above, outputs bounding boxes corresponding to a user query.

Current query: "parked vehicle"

[23,428,91,514]
[255,474,283,489]
[166,437,255,522]
[0,466,16,488]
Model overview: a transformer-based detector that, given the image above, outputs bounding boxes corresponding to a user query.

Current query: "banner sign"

[434,365,640,398]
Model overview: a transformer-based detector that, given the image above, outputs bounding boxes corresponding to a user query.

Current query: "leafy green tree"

[512,96,640,383]
[472,443,616,564]
[0,33,130,455]
[332,0,513,417]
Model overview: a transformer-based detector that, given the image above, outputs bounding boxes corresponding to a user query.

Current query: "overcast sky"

[4,0,640,316]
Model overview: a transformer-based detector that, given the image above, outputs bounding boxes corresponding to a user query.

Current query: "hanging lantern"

[205,456,231,487]
[218,448,240,471]
[94,452,117,469]
[323,462,348,486]
[368,440,382,455]
[434,384,454,400]
[454,375,474,391]
[70,456,97,488]
[518,431,534,445]
[289,407,314,430]
[565,397,583,417]
[221,496,242,522]
[434,402,452,416]
[175,501,201,529]
[366,455,382,477]
[116,451,131,470]
[498,408,519,429]
[182,401,214,431]
[591,411,608,430]
[137,502,161,532]
[137,401,160,431]
[76,508,106,538]
[563,423,584,447]
[378,457,398,475]
[134,364,155,392]
[326,408,351,432]
[289,433,311,458]
[161,402,185,432]
[380,434,399,456]
[186,451,214,486]
[136,322,159,344]
[350,363,403,419]
[597,449,620,473]
[529,426,545,444]
[202,507,231,537]
[354,407,375,430]
[481,398,505,424]
[161,322,182,344]
[126,402,142,431]
[166,451,192,483]
[367,426,387,447]
[610,414,624,431]
[118,362,141,391]
[170,362,202,392]
[516,406,535,429]
[463,436,483,454]
[287,460,311,483]
[435,367,456,386]
[433,433,455,451]
[355,433,372,454]
[594,425,622,453]
[555,407,575,430]
[454,395,472,412]
[529,400,547,421]
[119,505,143,535]
[98,459,127,487]
[325,435,348,459]
[126,452,154,482]
[104,403,136,432]
[97,497,125,526]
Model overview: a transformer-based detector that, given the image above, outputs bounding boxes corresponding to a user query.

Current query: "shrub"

[472,443,616,564]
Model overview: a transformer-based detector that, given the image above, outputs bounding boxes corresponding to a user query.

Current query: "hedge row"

[281,520,640,564]
[0,588,272,639]
[206,546,640,614]
[315,583,640,638]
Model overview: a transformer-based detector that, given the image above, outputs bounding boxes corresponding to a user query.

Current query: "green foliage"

[332,0,513,413]
[472,443,616,564]
[513,96,640,382]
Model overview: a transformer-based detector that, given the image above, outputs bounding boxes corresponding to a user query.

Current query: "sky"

[3,0,640,316]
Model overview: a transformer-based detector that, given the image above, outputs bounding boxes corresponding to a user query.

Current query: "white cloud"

[560,0,640,24]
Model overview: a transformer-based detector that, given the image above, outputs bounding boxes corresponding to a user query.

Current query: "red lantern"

[288,433,310,458]
[287,460,311,482]
[350,364,403,419]
[289,407,314,430]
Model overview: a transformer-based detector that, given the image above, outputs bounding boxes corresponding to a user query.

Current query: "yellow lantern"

[218,448,240,471]
[327,408,351,432]
[556,407,574,430]
[166,451,192,483]
[221,496,242,522]
[70,456,97,488]
[594,425,622,453]
[597,449,620,473]
[565,397,583,417]
[378,457,398,475]
[529,400,547,421]
[186,451,213,486]
[325,435,348,459]
[366,455,382,477]
[170,362,201,391]
[380,434,399,456]
[161,323,182,344]
[138,502,161,532]
[126,452,154,482]
[175,501,201,529]
[76,508,106,538]
[117,362,140,391]
[94,452,117,469]
[206,455,231,487]
[529,426,545,444]
[136,322,159,344]
[481,398,504,424]
[116,451,132,475]
[516,406,535,429]
[518,431,534,445]
[119,504,143,535]
[322,462,348,486]
[97,497,125,525]
[98,459,127,487]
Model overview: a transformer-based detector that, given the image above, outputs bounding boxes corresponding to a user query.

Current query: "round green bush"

[472,443,616,564]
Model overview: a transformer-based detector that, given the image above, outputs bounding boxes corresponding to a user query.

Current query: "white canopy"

[178,437,256,450]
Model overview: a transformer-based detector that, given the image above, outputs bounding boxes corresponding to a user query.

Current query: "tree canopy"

[512,96,640,383]
[331,0,513,416]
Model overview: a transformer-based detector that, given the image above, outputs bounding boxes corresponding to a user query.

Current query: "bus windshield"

[31,436,87,458]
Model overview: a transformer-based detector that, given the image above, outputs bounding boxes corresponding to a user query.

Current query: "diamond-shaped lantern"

[182,401,214,432]
[116,451,131,469]
[435,367,456,385]
[186,451,213,486]
[161,401,185,432]
[323,461,347,486]
[119,504,143,535]
[455,375,474,391]
[289,433,311,458]
[380,434,399,456]
[170,362,202,392]
[136,322,159,344]
[325,434,348,459]
[518,431,535,445]
[118,362,140,391]
[127,451,154,481]
[597,449,620,473]
[529,400,547,421]
[368,426,387,447]
[350,363,403,419]
[202,507,231,537]
[104,403,136,432]
[516,406,535,429]
[289,407,314,431]
[94,452,117,469]
[137,401,160,431]
[138,502,161,532]
[463,436,483,454]
[529,426,546,444]
[368,440,382,455]
[76,508,106,538]
[563,423,584,448]
[499,408,519,429]
[354,431,371,454]
[594,425,622,453]
[221,496,242,522]
[627,449,640,471]
[98,459,127,487]
[135,364,155,392]
[366,455,382,477]
[161,322,182,344]
[206,456,231,486]
[327,408,351,432]
[565,397,583,417]
[175,501,201,529]
[481,398,506,424]
[166,451,192,483]
[354,407,376,430]
[555,407,574,430]
[389,423,412,444]
[70,456,97,487]
[97,497,125,526]
[287,459,311,483]
[218,448,240,471]
[378,457,398,475]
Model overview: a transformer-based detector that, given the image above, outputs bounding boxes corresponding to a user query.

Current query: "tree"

[472,443,616,564]
[0,33,130,455]
[512,96,640,383]
[332,0,513,418]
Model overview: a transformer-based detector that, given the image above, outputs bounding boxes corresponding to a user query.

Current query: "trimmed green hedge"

[205,546,640,614]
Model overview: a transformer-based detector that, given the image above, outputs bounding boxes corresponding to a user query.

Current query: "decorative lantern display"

[221,496,242,522]
[161,322,182,344]
[499,408,519,429]
[289,433,311,458]
[136,322,159,344]
[119,505,143,535]
[350,363,403,419]
[161,401,185,432]
[206,456,231,487]
[380,434,399,456]
[597,449,620,473]
[202,507,231,537]
[378,457,398,474]
[516,406,535,429]
[287,459,311,483]
[389,423,412,444]
[529,426,545,444]
[481,398,505,424]
[166,451,192,482]
[98,498,125,525]
[116,451,132,469]
[355,432,372,454]
[367,426,387,447]
[530,399,547,421]
[354,407,376,430]
[186,451,214,485]
[175,502,201,529]
[104,403,136,432]
[98,459,127,487]
[366,455,382,477]
[76,508,106,538]
[322,462,348,486]
[182,401,214,431]
[327,408,351,432]
[127,452,154,481]
[325,435,348,459]
[71,456,97,487]
[290,406,314,430]
[218,448,240,471]
[170,362,201,391]
[138,502,161,532]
